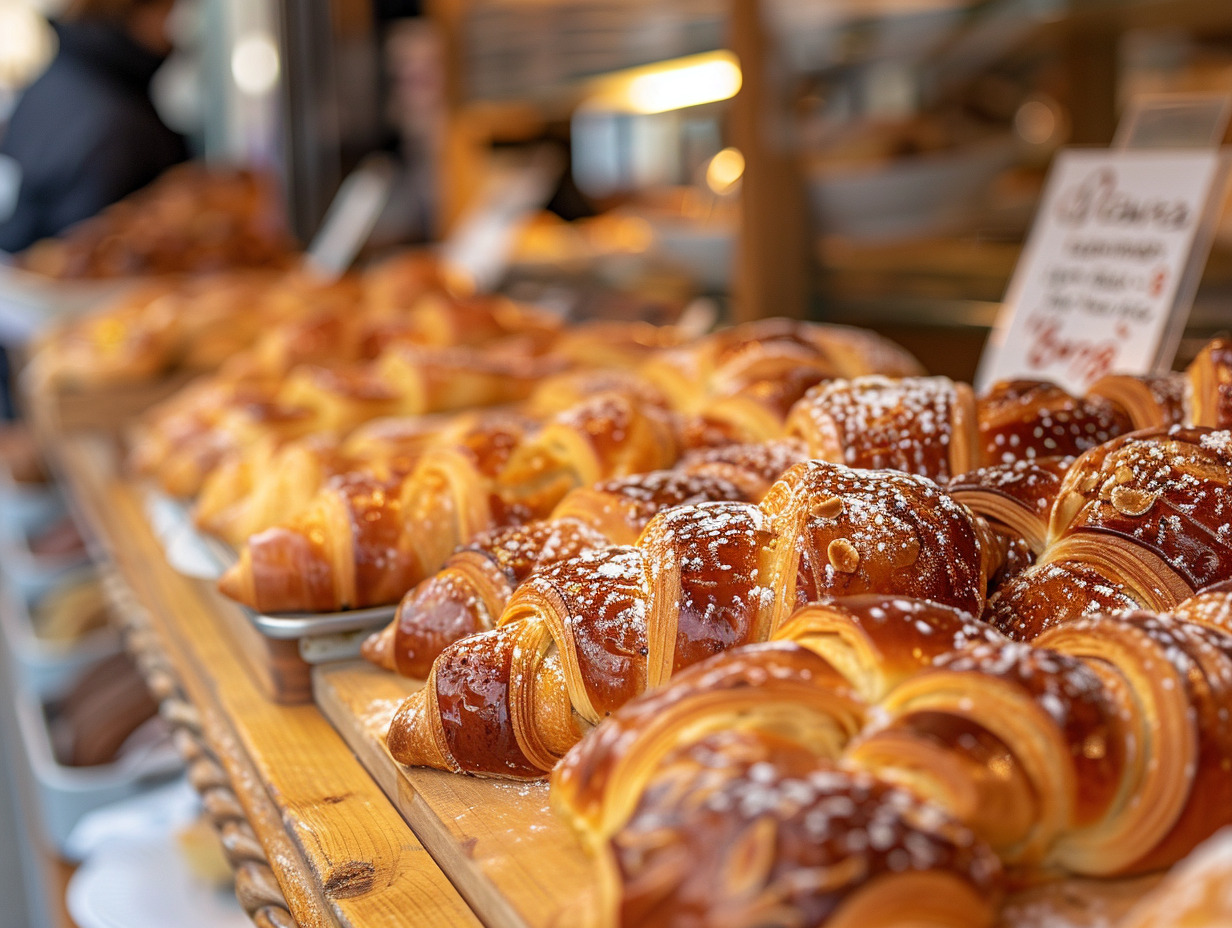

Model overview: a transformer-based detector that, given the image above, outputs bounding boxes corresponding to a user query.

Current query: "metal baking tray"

[140,487,395,648]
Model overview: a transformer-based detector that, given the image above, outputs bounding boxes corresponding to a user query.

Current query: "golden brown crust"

[949,456,1073,555]
[1037,612,1232,874]
[1086,372,1187,431]
[774,596,1004,703]
[976,380,1132,467]
[1172,580,1232,635]
[606,747,1001,928]
[551,642,864,838]
[368,441,809,680]
[984,426,1232,640]
[984,560,1146,640]
[1186,337,1232,429]
[386,460,996,779]
[767,461,992,618]
[786,376,977,481]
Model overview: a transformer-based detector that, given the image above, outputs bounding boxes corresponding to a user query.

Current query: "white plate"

[66,782,249,928]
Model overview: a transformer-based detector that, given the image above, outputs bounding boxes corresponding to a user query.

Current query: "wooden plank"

[315,658,1162,928]
[314,661,594,928]
[41,431,481,928]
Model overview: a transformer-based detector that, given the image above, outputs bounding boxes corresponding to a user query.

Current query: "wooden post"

[728,0,811,321]
[1065,22,1119,146]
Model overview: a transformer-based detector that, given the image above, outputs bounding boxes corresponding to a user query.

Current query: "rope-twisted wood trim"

[97,563,301,928]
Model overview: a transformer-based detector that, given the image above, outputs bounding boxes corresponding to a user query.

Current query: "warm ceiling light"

[625,55,742,115]
[584,51,742,116]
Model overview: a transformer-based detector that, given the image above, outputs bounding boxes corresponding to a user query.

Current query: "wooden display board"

[314,661,1164,928]
[314,662,596,928]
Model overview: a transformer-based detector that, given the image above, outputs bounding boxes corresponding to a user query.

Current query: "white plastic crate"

[0,571,121,700]
[12,683,181,855]
[0,463,63,539]
[0,515,91,604]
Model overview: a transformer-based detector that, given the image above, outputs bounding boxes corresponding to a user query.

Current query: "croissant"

[554,596,1001,839]
[552,588,1232,927]
[948,456,1073,556]
[491,390,681,520]
[638,319,922,417]
[1086,372,1187,430]
[385,460,1002,777]
[362,440,810,677]
[986,425,1232,640]
[590,733,1002,928]
[218,389,682,613]
[552,601,1008,928]
[787,376,1133,483]
[1184,337,1232,429]
[194,409,526,546]
[130,293,574,497]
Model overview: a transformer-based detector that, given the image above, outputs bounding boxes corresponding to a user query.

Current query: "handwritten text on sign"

[978,149,1225,394]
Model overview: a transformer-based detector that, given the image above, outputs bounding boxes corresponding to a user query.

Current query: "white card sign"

[977,149,1229,394]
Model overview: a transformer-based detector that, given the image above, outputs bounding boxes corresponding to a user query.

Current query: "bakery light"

[231,32,280,97]
[625,53,742,115]
[705,147,745,195]
[583,50,742,116]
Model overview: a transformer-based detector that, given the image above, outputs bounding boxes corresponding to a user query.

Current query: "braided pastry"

[552,589,1232,926]
[362,440,809,678]
[385,460,1002,777]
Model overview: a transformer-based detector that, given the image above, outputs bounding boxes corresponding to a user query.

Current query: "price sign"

[977,148,1230,394]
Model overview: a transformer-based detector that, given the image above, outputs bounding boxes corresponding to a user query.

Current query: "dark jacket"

[0,20,188,253]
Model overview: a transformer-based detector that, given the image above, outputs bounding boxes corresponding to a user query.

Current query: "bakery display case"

[6,1,1232,927]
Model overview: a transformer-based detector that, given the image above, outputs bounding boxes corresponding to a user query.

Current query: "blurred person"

[0,0,187,254]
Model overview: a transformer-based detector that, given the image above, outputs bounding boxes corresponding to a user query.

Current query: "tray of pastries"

[303,336,1232,928]
[107,258,926,655]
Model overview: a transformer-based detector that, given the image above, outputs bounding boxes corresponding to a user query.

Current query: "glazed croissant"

[787,375,1133,483]
[218,389,681,613]
[985,425,1232,640]
[193,409,528,547]
[132,341,563,498]
[385,459,1003,777]
[366,374,1147,677]
[1084,336,1232,432]
[784,335,1232,491]
[362,440,810,678]
[552,589,1232,927]
[552,597,1009,928]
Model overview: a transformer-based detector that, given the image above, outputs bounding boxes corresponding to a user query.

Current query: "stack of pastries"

[29,251,466,390]
[363,336,1232,927]
[16,164,295,279]
[127,303,927,616]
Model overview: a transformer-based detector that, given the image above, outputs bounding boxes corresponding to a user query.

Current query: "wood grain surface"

[315,657,1164,928]
[314,661,595,928]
